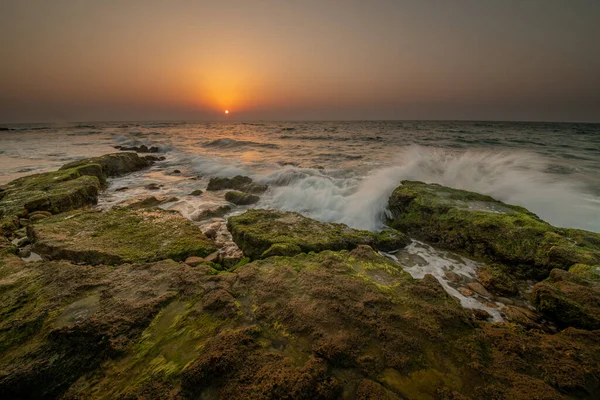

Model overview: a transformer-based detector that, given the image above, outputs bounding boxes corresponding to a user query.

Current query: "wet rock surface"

[227,209,410,260]
[29,208,215,265]
[225,190,260,205]
[206,175,268,194]
[388,181,600,281]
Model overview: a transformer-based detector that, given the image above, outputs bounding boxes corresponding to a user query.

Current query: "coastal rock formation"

[533,269,600,330]
[29,208,215,265]
[114,144,160,153]
[227,209,410,260]
[60,152,153,178]
[388,180,600,280]
[2,247,600,399]
[0,165,103,220]
[206,175,268,194]
[224,190,260,205]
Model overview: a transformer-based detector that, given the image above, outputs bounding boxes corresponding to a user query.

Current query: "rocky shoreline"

[1,153,599,399]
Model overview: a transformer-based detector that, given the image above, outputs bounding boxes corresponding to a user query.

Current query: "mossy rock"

[388,181,600,279]
[569,264,600,282]
[0,165,103,223]
[476,264,519,296]
[532,269,600,330]
[60,152,152,177]
[227,209,410,260]
[225,191,260,205]
[2,249,600,399]
[29,208,215,265]
[206,175,267,194]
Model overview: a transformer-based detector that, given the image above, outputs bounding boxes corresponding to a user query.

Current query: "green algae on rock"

[227,209,410,260]
[0,165,103,223]
[29,208,216,265]
[206,175,268,194]
[3,248,600,399]
[533,268,600,330]
[224,190,260,205]
[388,180,600,279]
[60,152,153,177]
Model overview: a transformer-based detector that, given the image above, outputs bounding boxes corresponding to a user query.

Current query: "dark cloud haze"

[1,0,599,123]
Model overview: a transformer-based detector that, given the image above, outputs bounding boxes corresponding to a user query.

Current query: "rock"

[470,308,492,321]
[17,245,31,258]
[115,186,129,192]
[476,264,519,296]
[193,205,232,221]
[387,181,600,280]
[202,222,221,239]
[29,208,215,265]
[206,175,268,194]
[29,213,49,222]
[173,169,181,174]
[503,306,544,330]
[118,196,179,210]
[532,269,600,330]
[143,155,166,162]
[114,144,160,153]
[11,236,29,247]
[2,249,600,399]
[145,183,161,190]
[185,256,207,267]
[60,152,152,178]
[190,190,203,196]
[0,165,102,220]
[227,209,410,260]
[444,270,463,284]
[458,287,474,297]
[466,282,493,298]
[29,211,52,218]
[224,191,260,205]
[18,218,31,227]
[569,263,600,282]
[495,297,514,305]
[218,246,244,268]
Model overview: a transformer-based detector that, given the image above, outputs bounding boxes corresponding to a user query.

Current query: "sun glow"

[225,110,229,114]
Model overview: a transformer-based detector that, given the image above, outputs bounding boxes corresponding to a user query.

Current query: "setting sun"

[225,110,229,114]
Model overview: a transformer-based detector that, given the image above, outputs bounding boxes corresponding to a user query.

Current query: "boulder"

[227,209,410,260]
[532,268,600,330]
[29,208,215,265]
[206,175,267,194]
[193,205,231,221]
[224,191,260,205]
[476,264,519,296]
[60,152,152,177]
[0,165,103,222]
[388,181,600,279]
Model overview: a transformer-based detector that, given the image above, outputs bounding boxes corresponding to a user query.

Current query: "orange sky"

[1,0,599,122]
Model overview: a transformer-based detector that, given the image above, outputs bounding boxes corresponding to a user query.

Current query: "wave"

[202,138,279,150]
[261,146,600,233]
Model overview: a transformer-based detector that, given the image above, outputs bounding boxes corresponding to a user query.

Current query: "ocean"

[2,120,599,233]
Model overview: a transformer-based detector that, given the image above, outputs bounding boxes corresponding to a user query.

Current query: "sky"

[0,0,599,123]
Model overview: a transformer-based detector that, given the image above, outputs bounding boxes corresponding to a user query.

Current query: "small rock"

[29,214,49,222]
[173,169,181,174]
[503,306,544,330]
[190,190,203,196]
[458,287,474,297]
[218,246,244,268]
[145,183,161,190]
[470,308,491,321]
[496,297,514,305]
[115,187,129,192]
[202,222,221,240]
[11,236,30,247]
[204,251,220,263]
[185,256,206,267]
[444,270,463,284]
[225,191,260,205]
[193,205,232,221]
[18,245,32,258]
[19,218,31,227]
[467,282,493,298]
[29,211,52,218]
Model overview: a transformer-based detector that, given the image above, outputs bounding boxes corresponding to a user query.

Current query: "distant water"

[1,120,599,233]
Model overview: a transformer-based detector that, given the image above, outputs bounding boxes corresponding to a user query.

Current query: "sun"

[225,110,229,114]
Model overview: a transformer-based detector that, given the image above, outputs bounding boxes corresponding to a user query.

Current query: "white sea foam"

[261,145,600,233]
